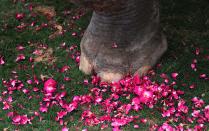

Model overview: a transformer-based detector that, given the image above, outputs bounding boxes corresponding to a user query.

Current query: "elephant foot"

[74,0,166,83]
[79,53,93,75]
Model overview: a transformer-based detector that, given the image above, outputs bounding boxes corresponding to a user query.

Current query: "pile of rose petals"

[1,65,208,130]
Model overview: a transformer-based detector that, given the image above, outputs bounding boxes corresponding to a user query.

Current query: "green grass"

[0,0,209,130]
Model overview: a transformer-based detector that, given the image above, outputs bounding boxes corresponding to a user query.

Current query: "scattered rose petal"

[189,84,195,89]
[15,13,25,20]
[16,45,25,51]
[44,78,57,94]
[16,54,25,62]
[62,127,69,131]
[171,72,178,79]
[112,42,118,48]
[72,32,77,36]
[60,65,70,73]
[0,56,5,65]
[199,74,206,79]
[195,48,200,55]
[39,106,48,113]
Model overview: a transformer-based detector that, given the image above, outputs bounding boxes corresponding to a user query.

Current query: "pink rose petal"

[171,72,178,79]
[15,54,25,62]
[15,13,25,20]
[62,127,69,131]
[0,56,5,65]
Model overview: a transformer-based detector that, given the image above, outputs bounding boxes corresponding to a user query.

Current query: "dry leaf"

[40,74,49,81]
[54,24,63,31]
[46,48,53,55]
[48,30,62,39]
[49,24,63,39]
[3,128,9,131]
[34,48,56,65]
[34,6,56,19]
[34,56,44,62]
